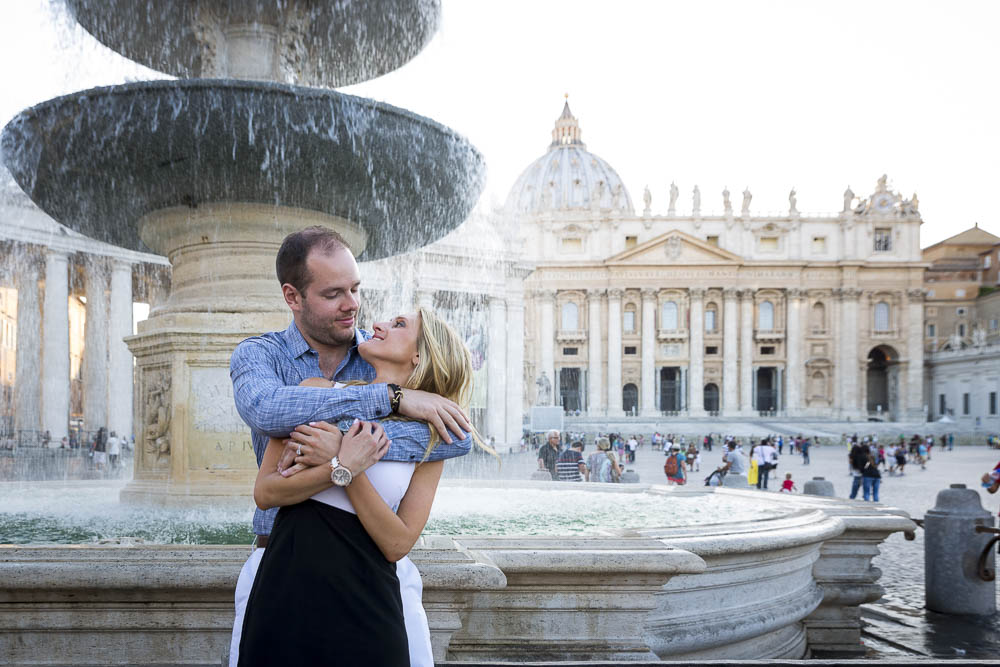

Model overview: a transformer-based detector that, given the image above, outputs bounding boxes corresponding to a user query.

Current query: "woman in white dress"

[238,307,490,666]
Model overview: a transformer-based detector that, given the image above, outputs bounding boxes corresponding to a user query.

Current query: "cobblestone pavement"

[445,440,1000,658]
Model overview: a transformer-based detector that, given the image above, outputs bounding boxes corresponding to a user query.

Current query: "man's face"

[548,435,560,448]
[290,247,361,348]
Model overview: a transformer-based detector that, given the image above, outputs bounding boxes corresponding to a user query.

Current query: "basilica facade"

[508,102,927,422]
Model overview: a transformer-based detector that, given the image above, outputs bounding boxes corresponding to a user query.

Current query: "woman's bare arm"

[254,436,336,510]
[345,460,444,562]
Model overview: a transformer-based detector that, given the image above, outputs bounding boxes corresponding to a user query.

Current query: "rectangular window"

[956,289,966,298]
[986,255,993,268]
[812,236,827,253]
[705,346,719,355]
[623,310,635,332]
[562,347,578,356]
[939,394,946,415]
[874,228,892,252]
[625,235,638,249]
[963,393,970,415]
[990,392,997,416]
[561,237,583,252]
[760,346,776,355]
[706,235,719,247]
[759,237,779,251]
[927,323,936,337]
[624,346,637,355]
[705,310,716,332]
[991,319,999,331]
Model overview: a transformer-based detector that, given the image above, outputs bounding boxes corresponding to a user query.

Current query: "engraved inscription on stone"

[191,367,249,433]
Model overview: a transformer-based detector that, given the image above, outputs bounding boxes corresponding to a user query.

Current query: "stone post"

[606,288,623,415]
[537,290,555,405]
[722,287,739,416]
[785,288,803,416]
[108,260,134,440]
[905,288,925,420]
[505,297,524,449]
[486,296,506,445]
[83,257,110,433]
[739,289,754,415]
[688,288,705,416]
[587,289,604,415]
[14,252,42,435]
[41,250,70,442]
[640,288,656,416]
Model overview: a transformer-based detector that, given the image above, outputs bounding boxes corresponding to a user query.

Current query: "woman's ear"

[411,352,419,368]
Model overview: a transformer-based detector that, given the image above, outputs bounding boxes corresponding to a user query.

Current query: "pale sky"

[2,0,999,246]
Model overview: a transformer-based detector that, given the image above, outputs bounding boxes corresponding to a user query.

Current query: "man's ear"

[282,284,301,310]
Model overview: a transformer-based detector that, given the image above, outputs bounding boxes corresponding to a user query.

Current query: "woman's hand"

[337,419,391,476]
[278,421,342,477]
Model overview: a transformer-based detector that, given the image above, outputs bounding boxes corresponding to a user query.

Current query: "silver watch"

[329,456,353,487]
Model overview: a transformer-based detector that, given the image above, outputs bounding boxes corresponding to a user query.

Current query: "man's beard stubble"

[300,299,356,347]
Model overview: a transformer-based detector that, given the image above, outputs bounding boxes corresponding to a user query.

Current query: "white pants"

[229,549,433,667]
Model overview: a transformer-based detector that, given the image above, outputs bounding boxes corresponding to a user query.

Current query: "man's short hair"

[276,226,350,293]
[546,429,560,439]
[571,441,584,450]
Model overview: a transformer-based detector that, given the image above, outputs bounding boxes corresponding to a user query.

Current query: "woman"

[239,307,491,666]
[586,437,621,483]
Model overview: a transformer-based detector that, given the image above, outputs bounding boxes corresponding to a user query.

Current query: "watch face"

[332,466,353,486]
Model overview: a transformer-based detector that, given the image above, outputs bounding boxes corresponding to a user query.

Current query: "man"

[537,429,561,479]
[627,436,638,463]
[756,438,778,490]
[848,439,869,499]
[717,441,747,487]
[227,226,474,666]
[556,441,587,481]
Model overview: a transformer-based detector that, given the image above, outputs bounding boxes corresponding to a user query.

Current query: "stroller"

[704,469,726,487]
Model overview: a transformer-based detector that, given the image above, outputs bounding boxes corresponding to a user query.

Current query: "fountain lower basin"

[0,480,914,663]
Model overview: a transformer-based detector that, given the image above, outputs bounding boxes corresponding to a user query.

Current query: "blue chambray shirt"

[230,321,472,535]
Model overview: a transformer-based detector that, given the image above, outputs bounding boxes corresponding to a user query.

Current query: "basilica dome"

[505,101,633,216]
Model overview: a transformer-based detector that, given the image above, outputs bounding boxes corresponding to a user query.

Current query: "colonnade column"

[722,287,739,417]
[41,250,70,441]
[837,287,861,419]
[606,288,623,415]
[739,289,754,415]
[505,296,525,448]
[785,288,803,416]
[487,296,506,444]
[83,258,109,433]
[905,288,925,420]
[14,253,42,434]
[587,289,604,415]
[687,287,705,416]
[538,290,555,404]
[640,288,657,416]
[108,260,134,439]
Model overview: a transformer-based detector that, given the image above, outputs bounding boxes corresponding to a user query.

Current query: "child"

[780,473,796,493]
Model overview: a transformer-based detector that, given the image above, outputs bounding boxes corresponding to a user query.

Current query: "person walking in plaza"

[861,447,882,502]
[107,430,122,470]
[556,441,587,481]
[800,437,811,465]
[91,427,108,473]
[848,439,868,499]
[756,438,778,490]
[537,429,561,479]
[587,437,621,483]
[627,435,638,463]
[664,445,686,485]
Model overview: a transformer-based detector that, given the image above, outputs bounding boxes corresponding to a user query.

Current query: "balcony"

[657,328,688,342]
[754,328,785,342]
[557,329,588,344]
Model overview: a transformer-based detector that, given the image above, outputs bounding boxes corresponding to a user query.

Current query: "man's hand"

[338,420,391,475]
[395,388,471,444]
[278,421,343,477]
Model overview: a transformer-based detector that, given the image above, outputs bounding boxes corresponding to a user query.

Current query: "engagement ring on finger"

[297,445,302,457]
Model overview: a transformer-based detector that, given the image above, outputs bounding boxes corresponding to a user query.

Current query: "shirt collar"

[283,320,369,361]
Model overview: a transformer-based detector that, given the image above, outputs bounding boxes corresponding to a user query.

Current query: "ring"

[297,445,302,457]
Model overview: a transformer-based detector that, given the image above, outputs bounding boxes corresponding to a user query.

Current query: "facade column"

[14,251,42,435]
[505,296,525,449]
[41,250,70,442]
[82,258,110,433]
[739,289,755,415]
[905,288,926,420]
[837,287,862,419]
[487,296,506,445]
[587,289,604,415]
[108,260,134,439]
[785,288,803,416]
[722,287,739,417]
[606,288,623,415]
[688,288,705,416]
[640,288,657,416]
[538,290,555,405]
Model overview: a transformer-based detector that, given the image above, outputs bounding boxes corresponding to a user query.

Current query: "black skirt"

[238,499,409,666]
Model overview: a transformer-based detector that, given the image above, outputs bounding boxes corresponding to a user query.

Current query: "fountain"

[0,2,916,664]
[2,0,485,505]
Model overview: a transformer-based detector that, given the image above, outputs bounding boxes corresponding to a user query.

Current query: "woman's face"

[360,312,421,369]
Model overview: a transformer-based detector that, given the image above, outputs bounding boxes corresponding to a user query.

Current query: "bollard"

[620,469,640,483]
[530,470,554,481]
[803,476,835,497]
[924,483,996,615]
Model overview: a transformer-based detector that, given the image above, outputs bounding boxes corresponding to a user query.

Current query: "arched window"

[561,302,578,330]
[705,304,718,332]
[759,300,774,330]
[810,302,826,332]
[624,304,636,333]
[662,301,678,329]
[874,302,890,332]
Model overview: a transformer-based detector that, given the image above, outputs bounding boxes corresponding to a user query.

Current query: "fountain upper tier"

[0,79,485,261]
[64,0,440,87]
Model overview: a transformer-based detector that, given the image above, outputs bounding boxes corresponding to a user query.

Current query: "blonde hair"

[403,307,497,461]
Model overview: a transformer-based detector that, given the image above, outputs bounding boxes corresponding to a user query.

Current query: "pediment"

[606,230,742,266]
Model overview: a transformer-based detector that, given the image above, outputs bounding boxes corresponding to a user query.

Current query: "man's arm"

[230,338,392,438]
[377,418,473,462]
